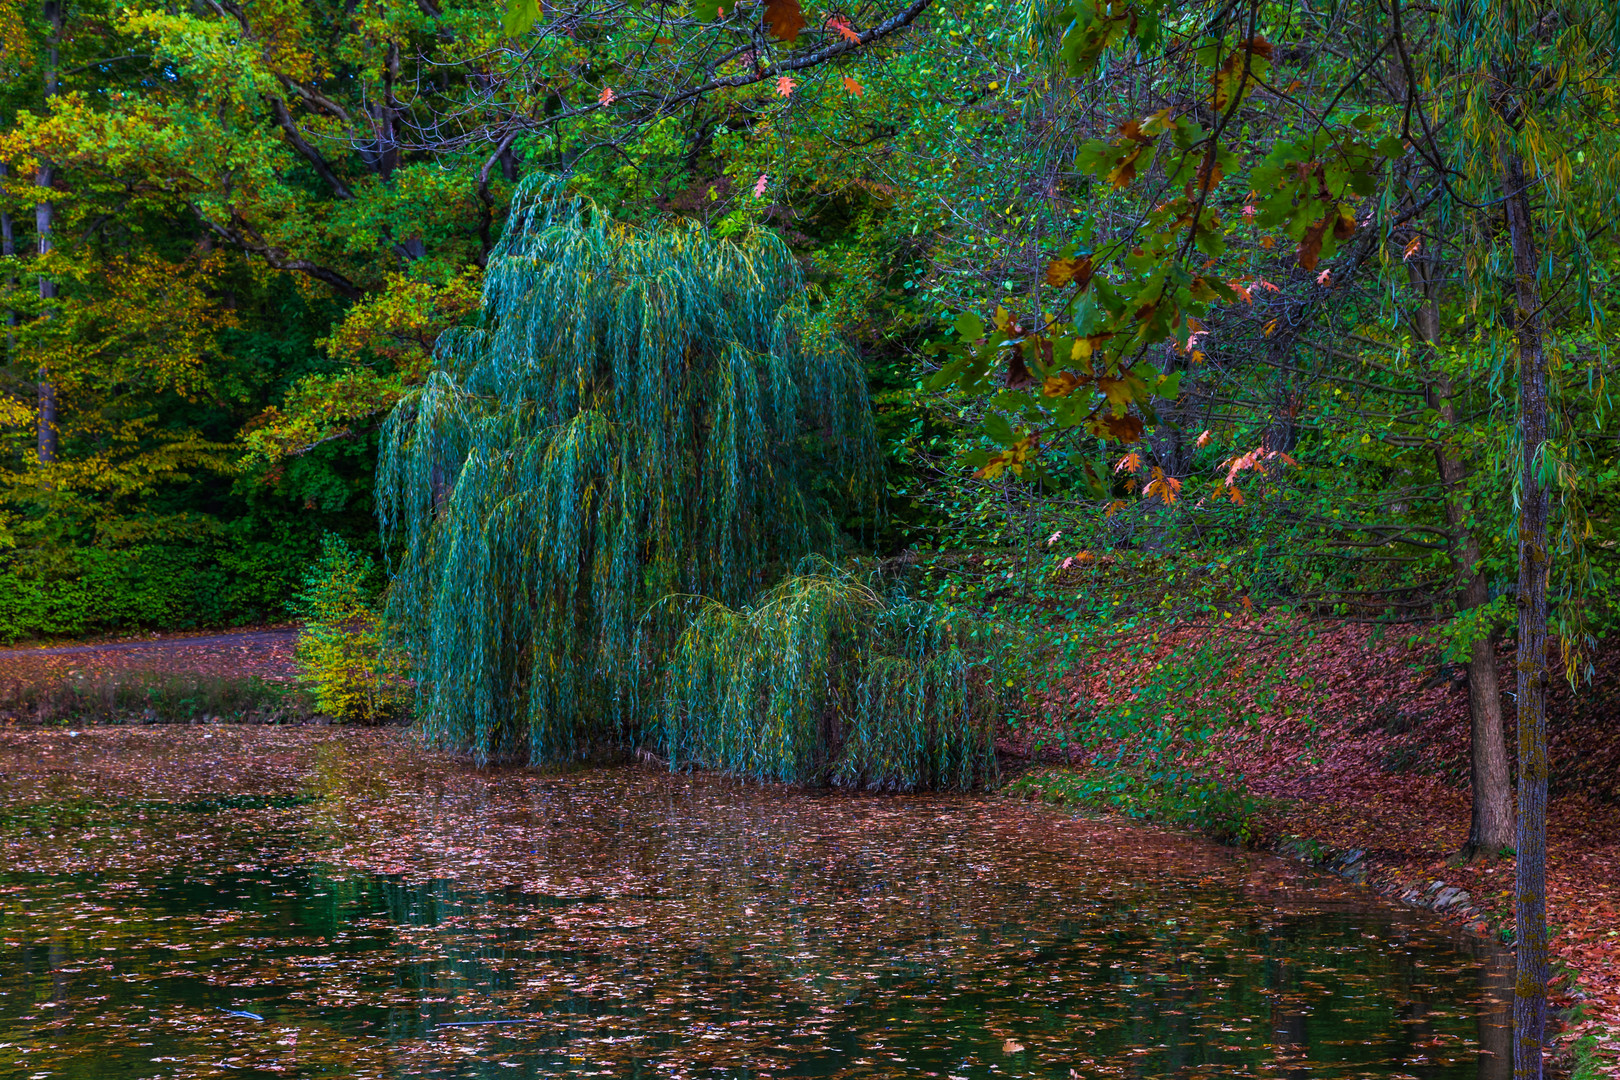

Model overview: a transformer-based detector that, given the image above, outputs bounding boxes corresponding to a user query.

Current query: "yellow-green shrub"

[290,535,400,724]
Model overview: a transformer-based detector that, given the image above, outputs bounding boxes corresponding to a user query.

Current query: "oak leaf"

[764,0,805,41]
[827,15,861,41]
[1044,255,1093,289]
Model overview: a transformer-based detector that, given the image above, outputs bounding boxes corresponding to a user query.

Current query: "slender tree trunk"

[36,164,57,464]
[1410,263,1514,858]
[35,0,62,466]
[1503,150,1550,1080]
[1,161,15,356]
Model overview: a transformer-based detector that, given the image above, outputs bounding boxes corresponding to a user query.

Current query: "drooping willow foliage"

[655,566,999,791]
[377,178,879,763]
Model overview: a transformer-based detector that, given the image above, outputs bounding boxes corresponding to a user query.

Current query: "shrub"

[289,535,401,724]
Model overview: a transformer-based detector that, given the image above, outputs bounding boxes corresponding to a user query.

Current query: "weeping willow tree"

[377,178,878,763]
[654,566,999,791]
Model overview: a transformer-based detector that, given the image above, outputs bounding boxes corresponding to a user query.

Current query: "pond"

[1,728,1512,1080]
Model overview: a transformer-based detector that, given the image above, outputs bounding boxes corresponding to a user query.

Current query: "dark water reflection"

[0,741,1512,1080]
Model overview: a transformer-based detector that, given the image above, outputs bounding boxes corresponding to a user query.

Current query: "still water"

[1,729,1511,1080]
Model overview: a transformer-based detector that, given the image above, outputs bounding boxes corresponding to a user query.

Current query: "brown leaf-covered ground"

[0,629,300,683]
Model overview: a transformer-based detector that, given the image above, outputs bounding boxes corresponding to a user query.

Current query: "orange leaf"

[1196,429,1212,448]
[597,86,616,105]
[841,74,863,96]
[827,15,861,41]
[775,74,797,96]
[1044,255,1093,289]
[1144,467,1182,505]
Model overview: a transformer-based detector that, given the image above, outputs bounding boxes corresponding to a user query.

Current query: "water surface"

[0,728,1512,1080]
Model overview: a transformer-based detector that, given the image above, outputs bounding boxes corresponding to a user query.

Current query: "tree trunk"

[1410,260,1514,858]
[1503,150,1550,1080]
[1,161,15,355]
[36,163,57,464]
[35,0,62,466]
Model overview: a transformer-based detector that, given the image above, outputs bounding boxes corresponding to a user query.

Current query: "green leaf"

[504,0,540,36]
[926,356,970,390]
[954,310,986,341]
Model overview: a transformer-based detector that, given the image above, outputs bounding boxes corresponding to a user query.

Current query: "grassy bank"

[0,670,320,725]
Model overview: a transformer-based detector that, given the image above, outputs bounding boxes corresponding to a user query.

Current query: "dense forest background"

[4,1,1620,1066]
[1,0,1616,673]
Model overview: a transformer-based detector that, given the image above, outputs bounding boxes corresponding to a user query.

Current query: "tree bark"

[1,161,15,355]
[35,163,57,465]
[35,0,62,466]
[1503,149,1550,1080]
[1409,257,1514,858]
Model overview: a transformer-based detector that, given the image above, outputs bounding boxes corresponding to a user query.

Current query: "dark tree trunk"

[35,163,57,465]
[1410,259,1514,858]
[1503,150,1550,1080]
[1,161,15,355]
[35,0,62,466]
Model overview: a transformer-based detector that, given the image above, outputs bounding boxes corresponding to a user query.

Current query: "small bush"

[289,535,402,724]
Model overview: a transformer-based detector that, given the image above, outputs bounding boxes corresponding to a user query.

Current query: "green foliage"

[1008,767,1266,847]
[654,564,998,791]
[379,178,879,763]
[289,535,399,725]
[0,517,327,643]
